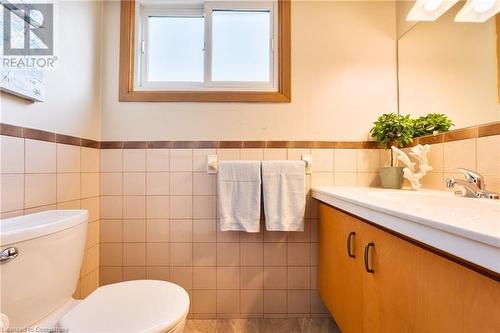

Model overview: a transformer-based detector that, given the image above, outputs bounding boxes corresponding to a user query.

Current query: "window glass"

[147,16,204,82]
[211,10,271,82]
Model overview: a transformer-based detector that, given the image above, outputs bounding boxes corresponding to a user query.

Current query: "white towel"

[218,160,262,232]
[262,160,305,231]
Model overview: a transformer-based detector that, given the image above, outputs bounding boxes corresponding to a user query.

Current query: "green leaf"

[412,113,453,137]
[369,113,415,150]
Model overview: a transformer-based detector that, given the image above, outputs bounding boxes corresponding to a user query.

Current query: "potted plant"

[370,113,414,189]
[413,113,453,137]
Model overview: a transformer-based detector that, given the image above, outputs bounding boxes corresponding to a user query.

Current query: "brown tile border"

[170,141,218,149]
[81,139,100,149]
[147,141,171,149]
[416,134,444,145]
[100,141,124,149]
[309,141,335,149]
[123,141,148,149]
[266,141,290,149]
[192,141,218,149]
[102,140,380,149]
[2,121,499,150]
[56,133,81,146]
[442,127,478,143]
[242,141,267,149]
[478,122,500,138]
[0,123,22,137]
[1,123,101,148]
[23,128,56,142]
[165,141,188,149]
[337,141,380,149]
[218,141,243,149]
[414,121,500,144]
[288,141,314,149]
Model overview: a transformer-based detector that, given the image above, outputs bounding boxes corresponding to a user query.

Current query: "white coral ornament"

[391,144,432,190]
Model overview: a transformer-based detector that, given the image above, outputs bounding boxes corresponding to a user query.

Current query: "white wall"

[100,1,398,141]
[0,1,102,141]
[395,0,417,39]
[398,5,500,128]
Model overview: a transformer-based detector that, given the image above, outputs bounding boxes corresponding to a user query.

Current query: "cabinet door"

[361,222,418,333]
[462,268,500,332]
[318,204,343,321]
[319,204,363,333]
[415,245,500,333]
[414,246,466,332]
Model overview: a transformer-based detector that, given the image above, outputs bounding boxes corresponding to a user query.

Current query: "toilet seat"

[58,280,189,333]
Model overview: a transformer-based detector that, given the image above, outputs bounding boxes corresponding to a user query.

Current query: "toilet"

[0,210,189,333]
[57,280,189,333]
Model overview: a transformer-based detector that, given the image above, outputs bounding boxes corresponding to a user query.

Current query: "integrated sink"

[366,190,500,235]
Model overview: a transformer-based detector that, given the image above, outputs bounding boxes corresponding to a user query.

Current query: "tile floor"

[184,318,340,333]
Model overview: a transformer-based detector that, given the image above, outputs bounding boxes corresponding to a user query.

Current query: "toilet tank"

[0,210,88,329]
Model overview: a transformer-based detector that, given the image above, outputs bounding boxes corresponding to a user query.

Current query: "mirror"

[396,2,500,131]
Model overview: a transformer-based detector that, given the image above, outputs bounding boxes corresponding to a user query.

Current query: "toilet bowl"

[57,280,189,333]
[0,210,190,333]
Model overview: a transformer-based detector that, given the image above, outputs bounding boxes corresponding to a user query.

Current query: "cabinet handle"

[347,232,356,258]
[364,242,375,273]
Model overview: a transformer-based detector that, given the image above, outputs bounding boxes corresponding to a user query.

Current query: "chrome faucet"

[445,168,499,200]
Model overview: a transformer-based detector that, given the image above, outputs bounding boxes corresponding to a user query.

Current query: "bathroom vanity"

[313,187,500,333]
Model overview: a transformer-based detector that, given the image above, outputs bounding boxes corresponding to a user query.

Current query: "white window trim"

[134,0,278,92]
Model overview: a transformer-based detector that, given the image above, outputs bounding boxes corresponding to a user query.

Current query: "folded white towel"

[218,160,262,232]
[262,160,305,231]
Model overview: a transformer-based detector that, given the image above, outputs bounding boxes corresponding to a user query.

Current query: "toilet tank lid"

[59,280,190,333]
[0,210,88,246]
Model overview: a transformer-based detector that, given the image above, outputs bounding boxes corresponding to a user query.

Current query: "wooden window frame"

[119,0,291,103]
[497,14,500,103]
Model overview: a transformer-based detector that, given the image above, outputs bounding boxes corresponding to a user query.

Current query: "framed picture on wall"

[0,1,48,102]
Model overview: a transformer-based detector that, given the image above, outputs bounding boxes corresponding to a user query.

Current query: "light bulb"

[472,0,496,12]
[424,0,443,11]
[455,0,499,22]
[407,0,459,21]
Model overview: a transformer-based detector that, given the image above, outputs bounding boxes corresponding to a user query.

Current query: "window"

[146,15,204,83]
[137,1,276,91]
[210,9,272,83]
[119,0,290,102]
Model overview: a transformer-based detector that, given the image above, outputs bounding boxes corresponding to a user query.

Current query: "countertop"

[312,187,500,274]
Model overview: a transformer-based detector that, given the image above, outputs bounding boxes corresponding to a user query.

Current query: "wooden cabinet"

[415,247,500,333]
[361,222,419,333]
[319,205,362,333]
[318,203,500,333]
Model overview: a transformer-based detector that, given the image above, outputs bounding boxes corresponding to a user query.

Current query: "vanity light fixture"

[407,0,460,21]
[454,0,500,22]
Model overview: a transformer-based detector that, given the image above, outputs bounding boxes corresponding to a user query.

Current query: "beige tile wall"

[0,135,100,299]
[2,133,498,316]
[98,140,500,319]
[396,135,500,193]
[98,147,384,319]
